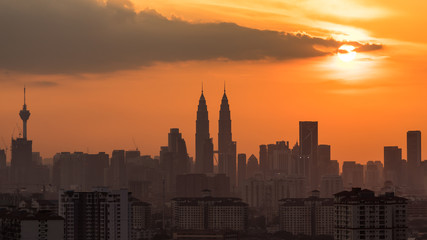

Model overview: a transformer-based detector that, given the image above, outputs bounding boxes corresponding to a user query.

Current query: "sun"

[337,45,357,62]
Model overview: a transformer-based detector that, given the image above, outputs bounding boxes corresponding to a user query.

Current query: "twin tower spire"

[195,85,236,186]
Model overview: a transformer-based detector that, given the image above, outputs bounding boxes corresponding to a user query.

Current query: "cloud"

[0,0,382,74]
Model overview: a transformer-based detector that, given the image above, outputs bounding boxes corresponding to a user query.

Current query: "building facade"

[334,188,408,240]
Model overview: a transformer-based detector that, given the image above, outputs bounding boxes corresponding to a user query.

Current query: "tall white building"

[59,188,129,240]
[334,188,408,240]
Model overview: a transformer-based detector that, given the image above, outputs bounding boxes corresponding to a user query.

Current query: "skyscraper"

[384,146,402,185]
[237,153,246,190]
[11,88,34,187]
[195,88,213,173]
[407,131,422,192]
[218,88,236,187]
[299,121,318,189]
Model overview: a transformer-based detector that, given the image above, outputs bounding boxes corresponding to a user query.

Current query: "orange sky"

[0,0,426,165]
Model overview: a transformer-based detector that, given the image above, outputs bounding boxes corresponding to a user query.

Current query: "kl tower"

[19,88,30,139]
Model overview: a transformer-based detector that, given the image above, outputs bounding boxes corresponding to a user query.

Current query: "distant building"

[320,175,343,198]
[341,161,364,188]
[237,154,246,191]
[259,145,268,175]
[105,150,127,189]
[172,190,248,231]
[0,209,64,240]
[59,188,129,240]
[218,89,237,187]
[299,121,318,189]
[246,154,259,179]
[279,191,334,236]
[365,161,383,191]
[334,188,408,240]
[407,131,423,193]
[384,146,403,185]
[176,174,230,198]
[161,128,191,193]
[195,88,214,174]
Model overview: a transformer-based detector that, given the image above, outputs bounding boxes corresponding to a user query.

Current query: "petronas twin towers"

[195,88,237,186]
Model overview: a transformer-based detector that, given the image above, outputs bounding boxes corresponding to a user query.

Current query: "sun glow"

[338,45,357,62]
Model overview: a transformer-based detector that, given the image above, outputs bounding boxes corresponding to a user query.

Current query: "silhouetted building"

[341,161,364,188]
[172,190,248,231]
[407,131,422,193]
[334,188,408,240]
[218,89,236,187]
[384,146,403,185]
[161,128,190,193]
[176,173,230,198]
[320,175,343,198]
[237,154,246,191]
[11,91,35,188]
[0,209,64,240]
[246,154,259,179]
[83,152,109,191]
[259,145,268,175]
[105,150,127,189]
[279,191,334,236]
[59,188,129,240]
[195,88,214,174]
[0,149,6,169]
[318,144,331,178]
[299,121,318,189]
[53,152,85,190]
[365,161,383,191]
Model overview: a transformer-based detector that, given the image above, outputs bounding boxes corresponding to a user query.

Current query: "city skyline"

[0,85,425,166]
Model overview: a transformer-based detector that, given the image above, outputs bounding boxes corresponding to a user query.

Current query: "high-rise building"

[384,146,403,185]
[11,88,35,188]
[59,188,130,240]
[83,152,109,191]
[176,173,230,198]
[0,149,6,169]
[162,128,190,193]
[279,191,334,236]
[218,89,236,187]
[195,88,214,174]
[299,121,318,189]
[407,131,422,192]
[246,154,259,179]
[259,145,268,174]
[108,150,127,189]
[237,153,246,190]
[320,175,343,197]
[172,190,248,231]
[318,144,331,178]
[334,188,408,240]
[341,161,364,188]
[365,161,383,191]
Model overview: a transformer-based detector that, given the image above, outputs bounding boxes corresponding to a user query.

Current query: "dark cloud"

[29,81,59,87]
[355,43,383,52]
[0,0,382,74]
